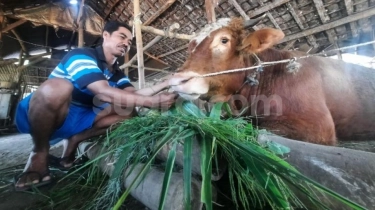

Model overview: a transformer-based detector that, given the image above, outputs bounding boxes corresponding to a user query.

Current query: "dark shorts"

[15,93,97,145]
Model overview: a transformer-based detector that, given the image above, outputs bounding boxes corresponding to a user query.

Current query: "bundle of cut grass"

[45,101,365,210]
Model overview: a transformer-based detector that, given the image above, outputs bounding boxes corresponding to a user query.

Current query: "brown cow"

[169,17,375,145]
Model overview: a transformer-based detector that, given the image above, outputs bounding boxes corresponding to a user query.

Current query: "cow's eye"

[221,38,229,44]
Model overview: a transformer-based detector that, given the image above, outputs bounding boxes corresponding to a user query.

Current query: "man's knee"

[30,78,73,110]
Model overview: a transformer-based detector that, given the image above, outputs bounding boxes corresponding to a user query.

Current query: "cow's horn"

[243,13,267,29]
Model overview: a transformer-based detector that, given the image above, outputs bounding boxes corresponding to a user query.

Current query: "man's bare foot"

[60,139,79,168]
[15,152,51,189]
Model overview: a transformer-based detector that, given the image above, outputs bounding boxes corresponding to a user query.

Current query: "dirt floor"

[0,133,374,210]
[0,134,149,210]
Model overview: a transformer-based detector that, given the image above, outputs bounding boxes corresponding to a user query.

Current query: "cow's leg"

[15,78,73,189]
[59,105,137,168]
[259,112,337,145]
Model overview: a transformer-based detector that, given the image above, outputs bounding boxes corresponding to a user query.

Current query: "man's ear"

[102,31,109,40]
[236,28,285,53]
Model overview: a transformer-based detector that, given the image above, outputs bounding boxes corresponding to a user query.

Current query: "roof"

[1,0,375,87]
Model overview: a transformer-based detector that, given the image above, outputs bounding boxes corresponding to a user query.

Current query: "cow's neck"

[231,49,292,117]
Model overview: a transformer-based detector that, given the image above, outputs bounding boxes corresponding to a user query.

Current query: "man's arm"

[87,80,175,108]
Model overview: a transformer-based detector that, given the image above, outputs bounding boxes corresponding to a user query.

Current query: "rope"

[195,40,375,78]
[132,13,143,38]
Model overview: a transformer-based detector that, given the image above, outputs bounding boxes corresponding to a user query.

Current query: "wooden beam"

[312,0,337,48]
[286,3,304,29]
[283,40,296,50]
[156,44,188,58]
[134,0,145,89]
[0,19,27,33]
[145,52,169,66]
[120,23,179,69]
[334,42,342,60]
[143,0,177,26]
[104,0,121,20]
[248,0,290,18]
[265,12,281,30]
[312,0,330,22]
[326,29,337,43]
[11,29,28,56]
[129,21,195,40]
[229,0,260,30]
[286,3,317,48]
[229,0,248,19]
[281,7,375,43]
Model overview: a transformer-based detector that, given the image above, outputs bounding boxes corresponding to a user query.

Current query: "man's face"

[103,26,133,57]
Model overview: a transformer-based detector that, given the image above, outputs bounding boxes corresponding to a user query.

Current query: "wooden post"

[0,15,3,41]
[45,25,50,53]
[334,42,342,60]
[77,0,85,47]
[124,52,129,76]
[134,0,145,89]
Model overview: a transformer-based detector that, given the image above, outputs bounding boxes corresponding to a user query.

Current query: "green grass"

[39,101,365,210]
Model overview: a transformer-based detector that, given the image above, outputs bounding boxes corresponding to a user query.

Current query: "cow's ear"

[237,28,285,53]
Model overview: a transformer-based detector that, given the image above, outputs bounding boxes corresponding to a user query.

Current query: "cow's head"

[169,17,285,102]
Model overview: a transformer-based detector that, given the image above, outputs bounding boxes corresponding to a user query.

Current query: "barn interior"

[0,0,375,134]
[1,0,375,209]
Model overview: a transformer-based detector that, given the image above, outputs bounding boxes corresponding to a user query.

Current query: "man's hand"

[152,92,178,109]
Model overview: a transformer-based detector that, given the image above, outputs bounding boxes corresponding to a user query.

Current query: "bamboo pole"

[134,0,145,89]
[120,23,179,70]
[129,21,195,40]
[77,0,85,47]
[124,52,129,76]
[205,0,216,23]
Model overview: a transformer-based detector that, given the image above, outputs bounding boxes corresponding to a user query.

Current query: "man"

[14,20,179,191]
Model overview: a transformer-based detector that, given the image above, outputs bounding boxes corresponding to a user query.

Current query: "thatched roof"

[1,0,375,88]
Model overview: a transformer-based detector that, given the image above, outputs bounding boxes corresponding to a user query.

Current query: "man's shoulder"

[61,47,98,63]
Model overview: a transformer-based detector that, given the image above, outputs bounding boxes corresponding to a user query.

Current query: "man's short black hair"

[103,20,132,35]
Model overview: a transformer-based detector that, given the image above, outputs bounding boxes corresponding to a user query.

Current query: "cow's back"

[305,56,375,140]
[243,50,375,142]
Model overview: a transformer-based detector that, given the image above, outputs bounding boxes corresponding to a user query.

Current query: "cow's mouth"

[177,92,201,101]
